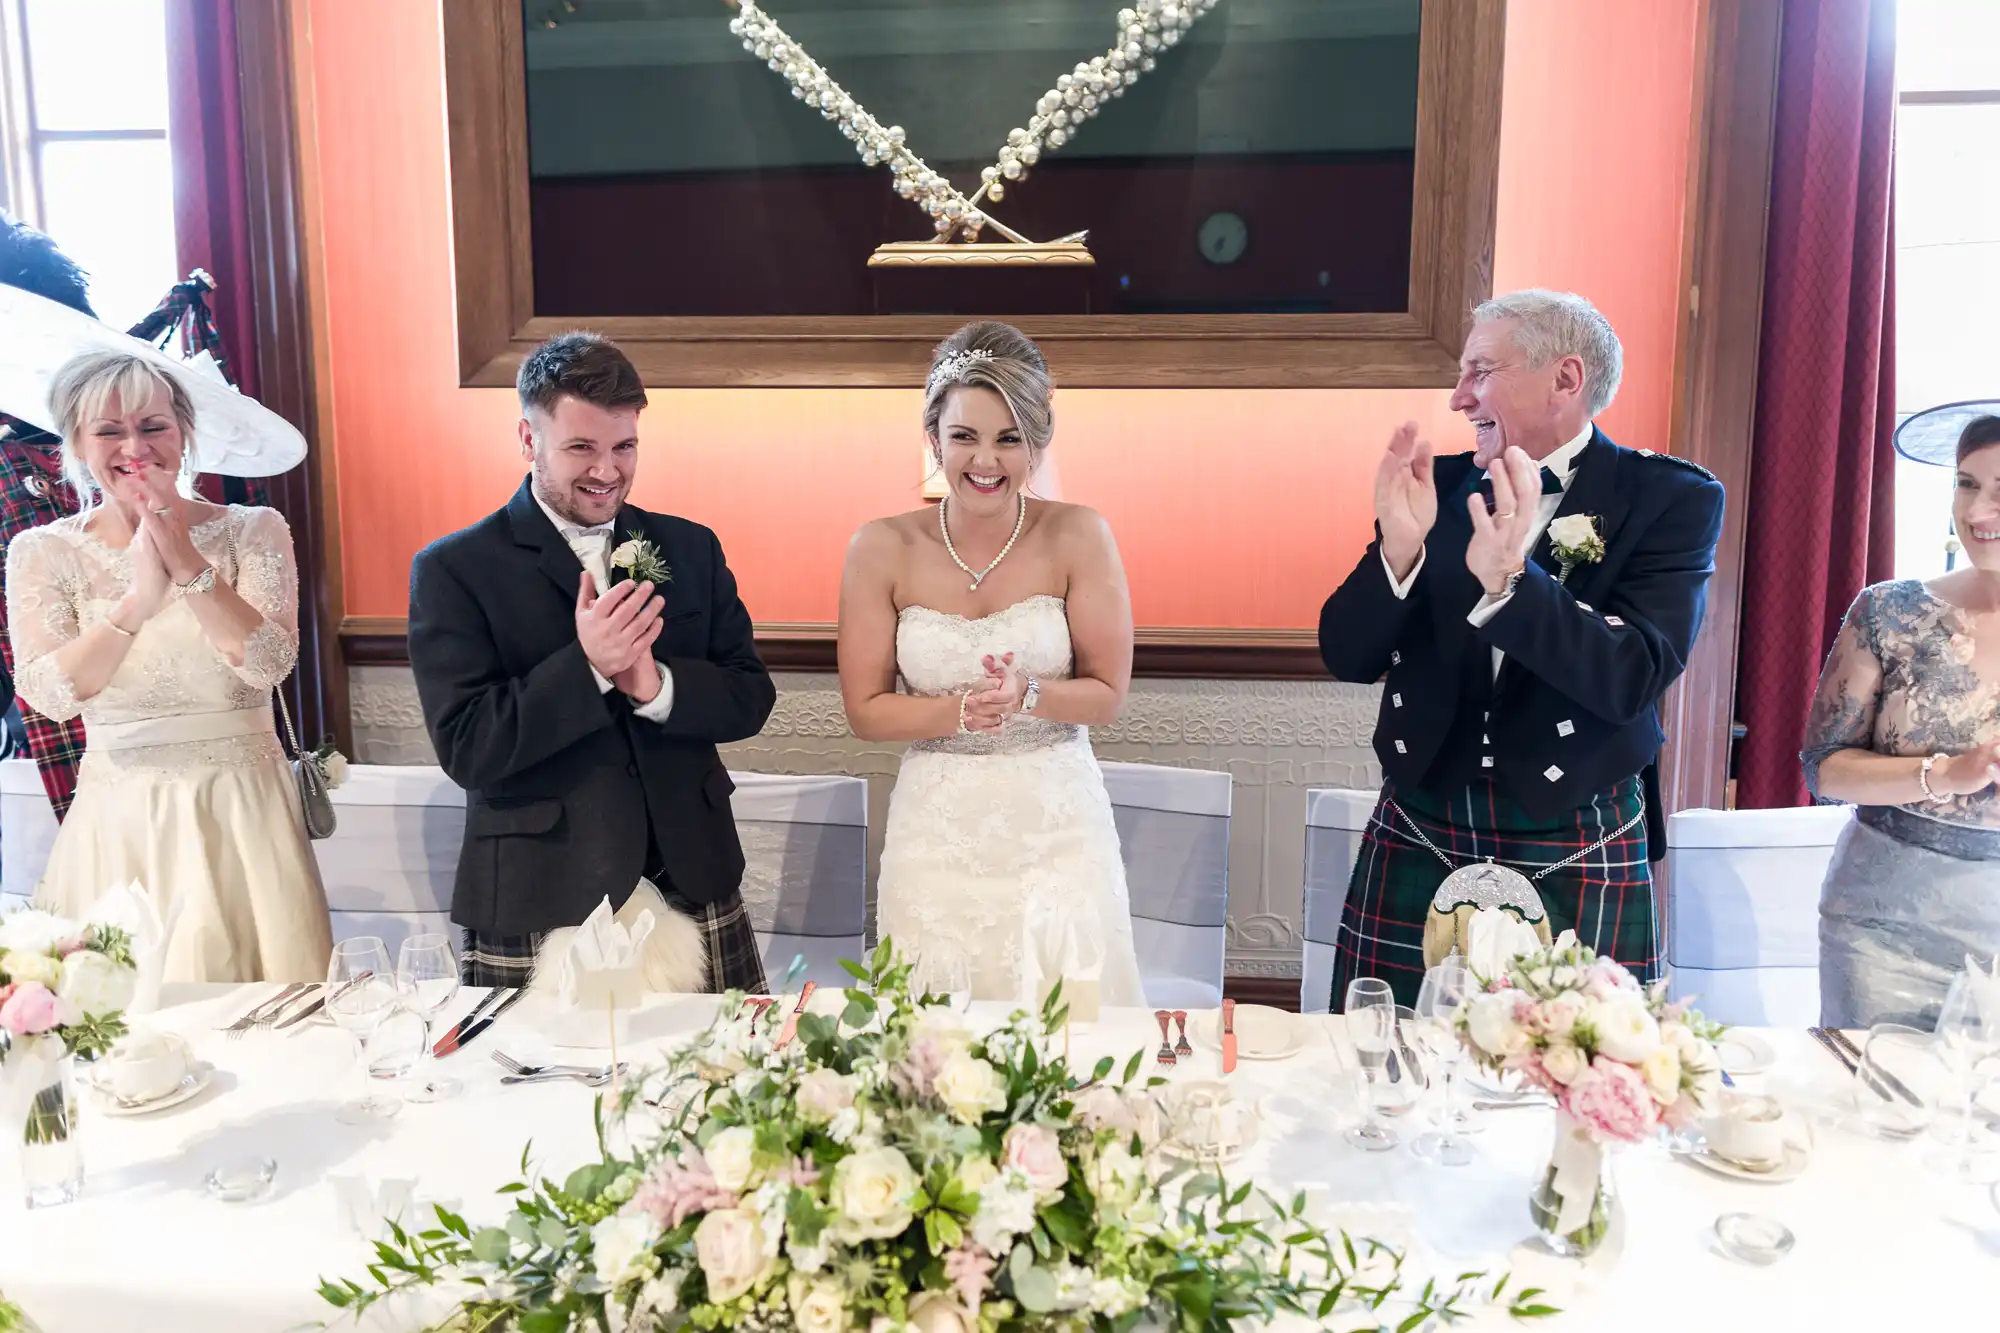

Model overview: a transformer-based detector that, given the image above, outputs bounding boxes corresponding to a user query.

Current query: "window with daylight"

[0,0,177,330]
[1892,0,2000,579]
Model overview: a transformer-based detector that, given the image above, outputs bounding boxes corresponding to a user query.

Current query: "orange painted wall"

[303,0,1697,630]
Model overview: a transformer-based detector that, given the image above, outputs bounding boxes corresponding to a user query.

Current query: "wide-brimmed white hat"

[0,283,305,477]
[1894,399,2000,467]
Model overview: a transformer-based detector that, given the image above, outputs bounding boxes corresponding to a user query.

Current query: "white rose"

[2,949,60,991]
[1590,994,1661,1064]
[610,539,644,570]
[829,1146,920,1243]
[1640,1044,1682,1105]
[58,949,135,1017]
[908,1293,975,1333]
[1541,1040,1589,1086]
[1548,514,1599,549]
[788,1276,847,1333]
[321,751,349,788]
[1465,992,1529,1058]
[592,1212,660,1288]
[795,1069,858,1123]
[692,1208,771,1303]
[0,909,76,956]
[704,1126,758,1194]
[933,1051,1007,1126]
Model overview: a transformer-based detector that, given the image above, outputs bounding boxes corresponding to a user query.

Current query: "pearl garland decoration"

[727,0,1219,243]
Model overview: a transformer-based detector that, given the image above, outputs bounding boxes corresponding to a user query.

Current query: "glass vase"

[21,1052,82,1209]
[1527,1111,1615,1257]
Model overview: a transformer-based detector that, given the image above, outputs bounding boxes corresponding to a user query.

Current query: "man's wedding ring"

[1495,510,1516,520]
[151,506,173,516]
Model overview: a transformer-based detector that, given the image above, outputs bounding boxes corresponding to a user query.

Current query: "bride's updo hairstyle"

[921,321,1054,474]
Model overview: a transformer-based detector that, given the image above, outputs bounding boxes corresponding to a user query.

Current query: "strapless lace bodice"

[896,594,1081,755]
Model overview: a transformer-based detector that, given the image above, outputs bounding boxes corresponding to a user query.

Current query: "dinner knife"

[448,986,530,1054]
[433,988,510,1057]
[776,982,818,1049]
[278,973,375,1031]
[1808,1026,1859,1077]
[1221,998,1238,1074]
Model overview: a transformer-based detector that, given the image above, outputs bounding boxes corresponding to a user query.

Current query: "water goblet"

[1410,958,1475,1166]
[396,934,464,1101]
[1344,978,1400,1152]
[326,937,404,1125]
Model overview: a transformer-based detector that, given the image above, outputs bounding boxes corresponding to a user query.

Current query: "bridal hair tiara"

[926,348,996,397]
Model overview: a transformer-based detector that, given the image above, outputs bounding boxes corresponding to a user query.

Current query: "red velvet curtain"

[1735,0,1898,810]
[165,0,266,507]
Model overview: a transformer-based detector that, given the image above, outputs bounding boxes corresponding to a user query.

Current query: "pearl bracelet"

[1918,753,1951,805]
[957,691,973,736]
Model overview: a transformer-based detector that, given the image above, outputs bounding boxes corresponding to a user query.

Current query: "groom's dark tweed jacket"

[408,478,776,936]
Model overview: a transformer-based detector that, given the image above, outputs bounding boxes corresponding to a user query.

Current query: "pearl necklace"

[939,492,1027,591]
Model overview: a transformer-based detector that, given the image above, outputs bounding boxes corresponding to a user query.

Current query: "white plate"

[1189,1005,1309,1061]
[1717,1032,1777,1076]
[92,1064,215,1117]
[1684,1139,1809,1184]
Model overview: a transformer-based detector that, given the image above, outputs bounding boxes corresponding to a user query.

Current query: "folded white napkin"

[559,895,655,1013]
[87,878,181,1014]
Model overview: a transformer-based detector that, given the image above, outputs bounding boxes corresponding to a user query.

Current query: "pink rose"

[693,1207,772,1303]
[0,980,64,1036]
[1000,1123,1068,1198]
[1537,994,1584,1038]
[1561,1056,1659,1144]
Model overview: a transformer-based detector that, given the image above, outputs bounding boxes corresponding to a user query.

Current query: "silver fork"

[221,983,309,1039]
[501,1069,614,1087]
[491,1051,624,1079]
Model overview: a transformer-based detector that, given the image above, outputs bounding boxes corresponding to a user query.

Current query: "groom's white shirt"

[534,491,675,722]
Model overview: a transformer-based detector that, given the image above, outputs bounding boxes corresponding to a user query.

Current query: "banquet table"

[2,987,1996,1332]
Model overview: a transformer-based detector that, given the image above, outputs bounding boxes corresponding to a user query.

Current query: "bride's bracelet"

[1918,752,1951,804]
[957,691,973,736]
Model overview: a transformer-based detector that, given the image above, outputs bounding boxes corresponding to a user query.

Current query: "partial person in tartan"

[1321,290,1725,1008]
[0,211,267,821]
[408,333,776,991]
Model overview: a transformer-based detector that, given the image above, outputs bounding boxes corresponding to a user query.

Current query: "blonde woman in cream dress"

[5,351,330,982]
[837,321,1145,1006]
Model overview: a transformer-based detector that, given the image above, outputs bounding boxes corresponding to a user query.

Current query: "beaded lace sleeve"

[227,507,300,690]
[3,526,85,721]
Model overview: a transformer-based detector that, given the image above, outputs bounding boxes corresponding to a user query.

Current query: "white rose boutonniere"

[610,532,672,586]
[1546,514,1604,583]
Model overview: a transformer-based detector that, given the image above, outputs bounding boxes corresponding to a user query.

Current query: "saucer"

[1189,1006,1309,1061]
[1716,1032,1777,1076]
[94,1064,215,1116]
[1685,1139,1809,1184]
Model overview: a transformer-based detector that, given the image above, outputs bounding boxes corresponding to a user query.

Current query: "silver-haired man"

[1319,289,1726,1008]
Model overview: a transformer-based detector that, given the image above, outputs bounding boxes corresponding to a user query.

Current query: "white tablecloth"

[2,988,1994,1330]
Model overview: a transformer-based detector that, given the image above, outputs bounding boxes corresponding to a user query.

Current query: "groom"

[408,332,776,990]
[1320,290,1724,1007]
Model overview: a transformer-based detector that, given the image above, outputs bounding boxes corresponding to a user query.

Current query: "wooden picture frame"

[439,0,1505,391]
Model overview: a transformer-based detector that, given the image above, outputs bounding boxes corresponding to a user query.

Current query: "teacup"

[97,1030,192,1103]
[1166,1080,1258,1162]
[1702,1092,1794,1171]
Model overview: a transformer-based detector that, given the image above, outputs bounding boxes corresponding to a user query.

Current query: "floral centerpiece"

[323,945,1559,1331]
[1,908,138,1205]
[1455,933,1725,1256]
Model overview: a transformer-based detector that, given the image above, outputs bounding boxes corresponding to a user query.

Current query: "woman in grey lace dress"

[1804,410,2000,1028]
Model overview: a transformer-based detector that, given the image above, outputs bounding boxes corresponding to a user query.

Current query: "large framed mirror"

[443,0,1503,387]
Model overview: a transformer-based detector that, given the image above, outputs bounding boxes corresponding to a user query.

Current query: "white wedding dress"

[876,594,1146,1006]
[5,507,333,982]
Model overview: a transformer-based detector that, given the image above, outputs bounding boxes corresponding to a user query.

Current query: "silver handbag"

[223,519,334,840]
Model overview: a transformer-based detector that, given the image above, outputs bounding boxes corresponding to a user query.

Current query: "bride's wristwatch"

[176,565,217,597]
[1020,676,1041,715]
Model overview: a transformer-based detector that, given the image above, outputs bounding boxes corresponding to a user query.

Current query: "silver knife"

[274,991,328,1030]
[448,986,529,1054]
[433,988,510,1056]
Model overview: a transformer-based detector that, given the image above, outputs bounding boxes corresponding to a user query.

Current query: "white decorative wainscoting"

[348,667,1382,981]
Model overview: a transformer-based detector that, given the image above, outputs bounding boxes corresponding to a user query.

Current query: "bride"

[838,321,1146,1006]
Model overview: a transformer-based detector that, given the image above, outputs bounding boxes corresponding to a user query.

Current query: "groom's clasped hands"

[575,570,665,701]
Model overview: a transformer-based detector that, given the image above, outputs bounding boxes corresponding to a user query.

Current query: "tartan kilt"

[1328,776,1655,1010]
[462,892,769,994]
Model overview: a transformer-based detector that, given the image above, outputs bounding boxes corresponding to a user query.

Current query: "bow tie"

[1475,467,1566,509]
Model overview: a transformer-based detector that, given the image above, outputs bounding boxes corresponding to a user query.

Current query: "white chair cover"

[0,760,871,986]
[1099,762,1232,1010]
[1300,788,1379,1013]
[1666,804,1852,1027]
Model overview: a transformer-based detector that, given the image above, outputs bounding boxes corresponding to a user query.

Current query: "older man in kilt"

[1321,290,1724,1008]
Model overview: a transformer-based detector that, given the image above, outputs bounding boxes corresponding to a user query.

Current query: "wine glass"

[1344,977,1400,1152]
[1410,958,1475,1166]
[326,937,403,1124]
[932,954,973,1013]
[1930,971,2000,1179]
[396,934,463,1102]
